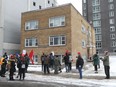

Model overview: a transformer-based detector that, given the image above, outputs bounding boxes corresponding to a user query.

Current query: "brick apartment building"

[21,4,96,64]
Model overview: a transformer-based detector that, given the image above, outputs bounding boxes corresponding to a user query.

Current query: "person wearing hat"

[8,55,16,80]
[76,52,84,79]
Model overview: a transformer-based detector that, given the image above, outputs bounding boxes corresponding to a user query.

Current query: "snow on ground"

[25,56,116,87]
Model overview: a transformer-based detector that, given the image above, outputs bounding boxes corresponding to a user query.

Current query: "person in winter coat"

[24,53,30,72]
[93,52,99,73]
[49,53,54,70]
[76,52,84,79]
[100,51,110,79]
[54,55,61,74]
[8,55,16,80]
[43,55,50,74]
[19,55,26,80]
[0,57,7,77]
[3,52,8,60]
[69,53,73,72]
[63,52,70,72]
[41,53,45,71]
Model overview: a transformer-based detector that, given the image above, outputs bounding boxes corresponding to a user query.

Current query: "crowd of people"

[0,52,30,80]
[40,52,84,79]
[0,50,110,81]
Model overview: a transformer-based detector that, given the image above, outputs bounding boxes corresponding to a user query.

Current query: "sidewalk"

[27,60,116,79]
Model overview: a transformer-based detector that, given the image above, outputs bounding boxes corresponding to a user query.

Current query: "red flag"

[29,50,34,64]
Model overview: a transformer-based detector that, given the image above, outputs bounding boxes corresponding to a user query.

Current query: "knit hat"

[77,52,81,55]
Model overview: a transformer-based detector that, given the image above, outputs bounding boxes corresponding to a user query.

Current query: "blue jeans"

[78,67,82,79]
[65,64,69,72]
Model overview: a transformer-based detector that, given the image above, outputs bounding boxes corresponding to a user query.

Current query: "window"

[93,6,100,13]
[93,20,101,27]
[109,4,114,10]
[83,11,86,16]
[110,34,115,39]
[96,35,102,41]
[109,11,114,17]
[110,26,115,32]
[108,0,113,3]
[92,0,100,6]
[49,16,65,27]
[33,2,36,6]
[96,42,102,49]
[111,41,116,47]
[83,4,86,10]
[39,5,42,9]
[49,35,66,46]
[48,0,50,4]
[88,30,91,37]
[25,20,38,30]
[52,4,54,7]
[82,25,86,33]
[113,49,116,52]
[95,27,101,34]
[109,19,115,24]
[83,0,86,3]
[25,38,38,47]
[93,13,101,20]
[33,55,38,64]
[82,40,86,48]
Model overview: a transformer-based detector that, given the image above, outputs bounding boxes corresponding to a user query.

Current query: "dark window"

[39,5,41,9]
[33,2,36,6]
[48,0,50,4]
[52,4,54,7]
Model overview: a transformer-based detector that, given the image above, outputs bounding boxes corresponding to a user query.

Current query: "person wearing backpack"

[76,52,84,79]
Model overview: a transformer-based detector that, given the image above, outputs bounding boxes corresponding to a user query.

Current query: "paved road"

[0,80,82,87]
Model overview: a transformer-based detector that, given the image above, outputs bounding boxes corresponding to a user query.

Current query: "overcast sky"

[57,0,82,14]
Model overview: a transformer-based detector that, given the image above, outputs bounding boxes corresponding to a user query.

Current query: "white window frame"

[92,0,100,6]
[111,41,116,47]
[82,40,86,48]
[83,0,86,3]
[109,19,115,24]
[25,38,38,47]
[81,25,86,33]
[95,27,101,34]
[25,20,38,30]
[96,35,102,41]
[83,11,86,16]
[96,42,102,49]
[109,4,114,10]
[93,13,101,20]
[110,34,115,39]
[49,35,66,46]
[110,26,115,32]
[49,16,65,28]
[33,55,38,64]
[108,0,113,2]
[92,6,100,13]
[93,20,101,27]
[83,4,86,10]
[109,11,114,17]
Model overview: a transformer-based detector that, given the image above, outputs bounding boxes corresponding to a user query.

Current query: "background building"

[21,4,96,64]
[82,0,116,53]
[0,0,57,56]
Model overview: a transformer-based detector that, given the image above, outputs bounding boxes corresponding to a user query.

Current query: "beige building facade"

[21,4,96,64]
